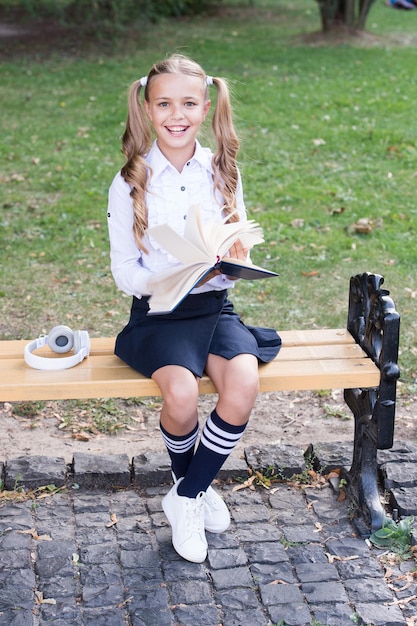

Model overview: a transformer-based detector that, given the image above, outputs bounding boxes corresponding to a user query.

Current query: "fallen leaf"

[17,528,52,541]
[72,432,90,441]
[337,490,346,502]
[404,287,417,299]
[35,591,56,605]
[270,579,289,585]
[106,513,118,528]
[232,475,257,492]
[326,553,360,564]
[388,581,411,593]
[10,173,25,182]
[325,470,341,480]
[387,595,417,607]
[353,218,374,234]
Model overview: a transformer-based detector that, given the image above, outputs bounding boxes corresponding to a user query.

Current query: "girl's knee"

[162,378,199,418]
[222,367,259,414]
[235,372,259,403]
[152,366,199,424]
[241,376,259,407]
[234,359,259,397]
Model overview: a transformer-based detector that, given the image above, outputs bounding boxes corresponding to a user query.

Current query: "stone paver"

[0,440,416,625]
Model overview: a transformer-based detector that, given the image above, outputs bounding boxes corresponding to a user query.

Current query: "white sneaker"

[170,473,230,534]
[162,479,208,563]
[204,486,231,533]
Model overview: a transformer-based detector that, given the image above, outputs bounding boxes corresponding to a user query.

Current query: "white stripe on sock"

[200,415,244,456]
[160,428,198,454]
[205,414,242,443]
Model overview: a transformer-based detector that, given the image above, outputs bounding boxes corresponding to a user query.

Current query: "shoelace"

[184,492,205,533]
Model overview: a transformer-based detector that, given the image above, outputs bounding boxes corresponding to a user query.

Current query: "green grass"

[1,0,417,393]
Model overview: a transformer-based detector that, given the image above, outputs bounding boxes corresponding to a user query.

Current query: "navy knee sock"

[160,422,199,480]
[177,409,247,498]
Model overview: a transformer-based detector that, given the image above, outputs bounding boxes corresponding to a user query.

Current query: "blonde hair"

[120,53,240,251]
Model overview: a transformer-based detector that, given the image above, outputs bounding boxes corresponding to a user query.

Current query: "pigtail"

[121,80,152,252]
[210,77,240,223]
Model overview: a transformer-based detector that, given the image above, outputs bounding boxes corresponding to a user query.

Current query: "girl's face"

[145,73,210,171]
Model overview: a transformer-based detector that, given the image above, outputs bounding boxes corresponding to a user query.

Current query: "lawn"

[1,0,416,391]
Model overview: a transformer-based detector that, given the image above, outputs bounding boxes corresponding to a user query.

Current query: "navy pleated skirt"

[115,290,281,379]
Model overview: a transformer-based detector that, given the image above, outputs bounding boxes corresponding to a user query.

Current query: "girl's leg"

[152,365,200,479]
[178,353,259,498]
[153,365,208,563]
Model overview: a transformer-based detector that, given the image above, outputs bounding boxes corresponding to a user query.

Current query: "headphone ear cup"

[47,325,74,354]
[73,330,91,359]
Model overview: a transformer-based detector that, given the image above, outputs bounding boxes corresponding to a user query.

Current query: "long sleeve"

[107,173,152,297]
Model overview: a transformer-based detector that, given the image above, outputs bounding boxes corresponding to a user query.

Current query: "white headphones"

[24,325,90,370]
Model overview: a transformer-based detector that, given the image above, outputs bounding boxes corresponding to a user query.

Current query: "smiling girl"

[107,54,280,563]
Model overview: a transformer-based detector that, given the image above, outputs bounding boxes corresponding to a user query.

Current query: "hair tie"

[206,75,213,86]
[139,76,148,88]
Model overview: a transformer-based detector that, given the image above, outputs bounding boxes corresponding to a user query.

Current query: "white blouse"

[107,140,247,299]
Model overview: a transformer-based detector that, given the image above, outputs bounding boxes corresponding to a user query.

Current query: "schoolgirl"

[107,54,280,563]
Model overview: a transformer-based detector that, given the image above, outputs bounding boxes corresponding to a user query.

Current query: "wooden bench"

[0,272,400,532]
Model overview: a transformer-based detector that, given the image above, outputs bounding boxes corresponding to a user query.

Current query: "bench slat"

[0,341,366,366]
[1,355,379,402]
[0,329,356,360]
[276,328,355,347]
[258,357,379,392]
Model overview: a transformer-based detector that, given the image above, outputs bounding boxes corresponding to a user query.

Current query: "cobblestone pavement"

[1,441,417,626]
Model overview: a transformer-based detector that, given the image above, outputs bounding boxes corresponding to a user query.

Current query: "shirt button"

[180,186,185,191]
[183,215,187,220]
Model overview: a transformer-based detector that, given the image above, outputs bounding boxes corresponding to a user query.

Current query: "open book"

[146,205,278,314]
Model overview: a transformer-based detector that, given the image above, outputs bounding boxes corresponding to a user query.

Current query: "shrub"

[1,0,219,27]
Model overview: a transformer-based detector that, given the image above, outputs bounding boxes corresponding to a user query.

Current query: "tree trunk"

[357,0,376,30]
[315,0,376,32]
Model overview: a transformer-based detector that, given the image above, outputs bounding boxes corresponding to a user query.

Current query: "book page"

[146,205,274,314]
[148,204,265,266]
[148,224,208,265]
[147,263,214,314]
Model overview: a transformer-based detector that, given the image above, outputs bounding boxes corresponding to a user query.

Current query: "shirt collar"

[146,139,213,181]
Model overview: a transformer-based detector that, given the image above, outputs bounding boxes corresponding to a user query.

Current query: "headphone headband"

[24,326,90,370]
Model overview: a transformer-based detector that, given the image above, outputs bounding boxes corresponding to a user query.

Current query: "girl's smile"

[166,126,189,135]
[145,73,210,171]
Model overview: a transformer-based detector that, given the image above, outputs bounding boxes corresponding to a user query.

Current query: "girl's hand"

[228,239,250,261]
[225,239,251,281]
[195,268,221,287]
[196,240,251,286]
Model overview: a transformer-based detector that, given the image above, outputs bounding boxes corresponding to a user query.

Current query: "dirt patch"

[0,13,115,60]
[1,388,416,464]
